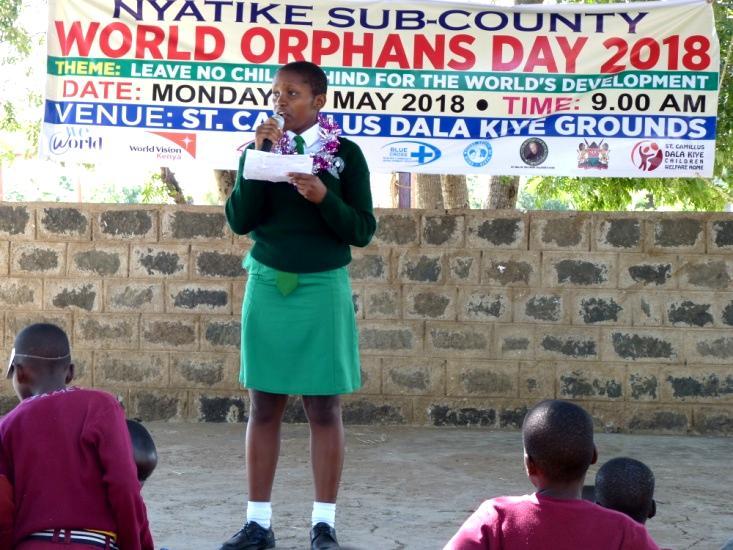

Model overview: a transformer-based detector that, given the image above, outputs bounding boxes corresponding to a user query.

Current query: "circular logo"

[463,141,493,167]
[631,140,663,172]
[519,138,548,166]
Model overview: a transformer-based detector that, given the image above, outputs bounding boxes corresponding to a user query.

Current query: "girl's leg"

[301,395,344,503]
[246,390,289,500]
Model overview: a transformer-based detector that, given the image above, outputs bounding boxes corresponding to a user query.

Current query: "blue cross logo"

[410,145,436,164]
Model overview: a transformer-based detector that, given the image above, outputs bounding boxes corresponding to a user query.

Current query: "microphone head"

[271,113,285,129]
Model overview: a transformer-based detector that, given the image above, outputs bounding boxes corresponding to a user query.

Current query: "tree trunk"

[214,169,237,202]
[485,0,542,210]
[0,163,6,201]
[397,172,411,208]
[159,167,188,204]
[389,172,412,208]
[486,176,520,209]
[441,174,469,209]
[414,173,444,209]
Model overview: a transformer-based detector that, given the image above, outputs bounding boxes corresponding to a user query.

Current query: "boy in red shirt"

[0,323,154,550]
[444,400,660,550]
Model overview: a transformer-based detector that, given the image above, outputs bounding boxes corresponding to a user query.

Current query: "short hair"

[595,457,655,523]
[277,61,328,96]
[127,420,158,483]
[522,400,595,483]
[15,323,70,358]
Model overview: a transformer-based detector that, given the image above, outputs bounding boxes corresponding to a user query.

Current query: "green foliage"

[0,0,31,58]
[517,186,570,211]
[4,171,75,202]
[0,0,44,161]
[139,172,190,204]
[715,0,733,181]
[526,177,731,210]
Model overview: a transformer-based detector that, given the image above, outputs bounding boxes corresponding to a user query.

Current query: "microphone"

[260,113,285,152]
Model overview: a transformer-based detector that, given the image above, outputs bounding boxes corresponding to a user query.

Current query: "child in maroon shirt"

[0,323,154,550]
[444,400,660,550]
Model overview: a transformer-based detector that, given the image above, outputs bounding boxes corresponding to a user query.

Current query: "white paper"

[243,150,313,182]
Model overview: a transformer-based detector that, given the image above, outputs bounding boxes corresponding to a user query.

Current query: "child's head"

[7,323,74,400]
[272,61,327,134]
[522,400,597,488]
[126,419,158,485]
[595,457,655,524]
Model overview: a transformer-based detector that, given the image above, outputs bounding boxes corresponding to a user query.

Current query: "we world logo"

[48,127,103,155]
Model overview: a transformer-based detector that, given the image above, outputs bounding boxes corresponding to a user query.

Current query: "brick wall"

[0,203,731,435]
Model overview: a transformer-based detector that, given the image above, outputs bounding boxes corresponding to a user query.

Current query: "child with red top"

[0,474,13,548]
[444,400,660,550]
[0,323,154,550]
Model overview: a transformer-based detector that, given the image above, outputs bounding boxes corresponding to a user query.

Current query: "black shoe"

[219,521,275,550]
[310,522,339,550]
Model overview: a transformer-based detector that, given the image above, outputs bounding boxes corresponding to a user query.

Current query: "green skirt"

[240,254,361,395]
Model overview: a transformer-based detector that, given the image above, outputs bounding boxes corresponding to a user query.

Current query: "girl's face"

[271,71,326,135]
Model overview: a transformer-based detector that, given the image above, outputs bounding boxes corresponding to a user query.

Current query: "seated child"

[594,457,656,524]
[0,323,154,550]
[444,399,660,550]
[127,419,158,485]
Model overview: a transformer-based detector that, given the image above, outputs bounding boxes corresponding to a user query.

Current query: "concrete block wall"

[0,203,731,435]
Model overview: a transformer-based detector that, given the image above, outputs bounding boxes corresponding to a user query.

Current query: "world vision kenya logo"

[131,132,197,160]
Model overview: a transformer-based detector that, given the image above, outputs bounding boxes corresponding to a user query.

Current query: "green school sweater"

[225,137,376,273]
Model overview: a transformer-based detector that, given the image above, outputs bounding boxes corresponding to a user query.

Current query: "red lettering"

[135,25,164,59]
[54,21,99,57]
[195,26,224,61]
[413,35,444,69]
[343,32,374,68]
[240,27,275,64]
[448,35,475,71]
[530,97,553,114]
[375,34,409,68]
[555,97,572,111]
[556,37,587,73]
[62,80,78,97]
[311,30,340,65]
[492,35,522,71]
[99,22,132,58]
[167,27,191,60]
[278,28,308,64]
[525,37,558,73]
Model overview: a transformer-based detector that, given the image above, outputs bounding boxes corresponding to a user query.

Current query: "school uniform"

[226,124,376,395]
[0,387,153,550]
[445,493,660,550]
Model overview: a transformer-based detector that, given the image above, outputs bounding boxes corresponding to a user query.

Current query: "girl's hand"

[254,118,283,151]
[287,172,327,204]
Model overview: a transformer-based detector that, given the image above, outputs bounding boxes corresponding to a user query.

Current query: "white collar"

[286,121,320,149]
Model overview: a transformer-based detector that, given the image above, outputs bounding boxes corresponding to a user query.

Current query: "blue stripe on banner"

[44,101,717,141]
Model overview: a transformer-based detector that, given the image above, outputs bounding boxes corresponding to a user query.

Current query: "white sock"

[312,501,336,528]
[246,501,272,529]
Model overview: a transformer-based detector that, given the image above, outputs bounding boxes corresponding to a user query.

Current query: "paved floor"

[143,423,732,550]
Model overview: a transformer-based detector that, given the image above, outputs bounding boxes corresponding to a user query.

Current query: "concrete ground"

[143,422,731,550]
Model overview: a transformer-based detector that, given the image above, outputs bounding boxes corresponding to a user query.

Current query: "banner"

[41,0,719,177]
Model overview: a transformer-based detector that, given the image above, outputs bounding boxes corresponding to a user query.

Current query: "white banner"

[42,0,719,176]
